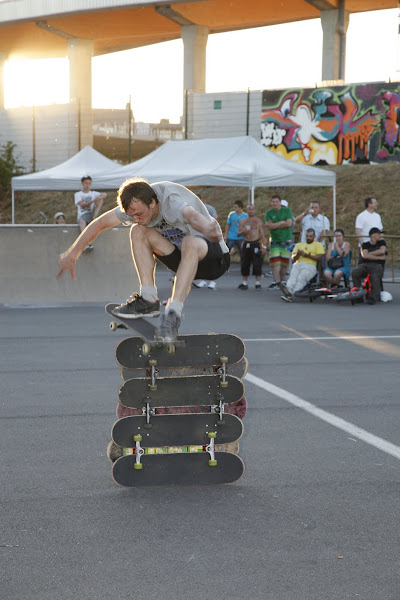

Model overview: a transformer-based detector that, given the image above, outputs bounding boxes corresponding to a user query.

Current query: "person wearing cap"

[351,227,387,304]
[54,212,66,225]
[75,175,107,250]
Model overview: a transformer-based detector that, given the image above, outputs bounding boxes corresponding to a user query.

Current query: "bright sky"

[4,8,399,123]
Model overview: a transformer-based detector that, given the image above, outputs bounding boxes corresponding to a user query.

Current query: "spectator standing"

[351,227,387,305]
[355,197,383,249]
[193,195,219,290]
[264,194,293,289]
[237,204,267,290]
[54,211,66,225]
[280,229,324,302]
[75,175,107,251]
[294,201,330,247]
[224,201,248,255]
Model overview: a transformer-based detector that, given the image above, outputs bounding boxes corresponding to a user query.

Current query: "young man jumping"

[57,178,230,341]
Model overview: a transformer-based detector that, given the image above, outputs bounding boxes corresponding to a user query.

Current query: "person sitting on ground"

[324,228,351,286]
[54,211,66,225]
[280,228,324,302]
[237,204,267,291]
[57,178,230,341]
[351,227,387,305]
[75,175,107,250]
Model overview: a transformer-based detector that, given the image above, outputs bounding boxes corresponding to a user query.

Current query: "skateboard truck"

[133,435,144,470]
[211,392,226,423]
[217,356,229,388]
[142,399,155,428]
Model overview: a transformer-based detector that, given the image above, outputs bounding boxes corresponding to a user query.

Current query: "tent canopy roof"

[12,145,119,191]
[94,136,336,190]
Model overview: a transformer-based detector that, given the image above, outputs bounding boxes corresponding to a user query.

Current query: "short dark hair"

[306,228,315,234]
[271,194,281,201]
[117,178,158,211]
[234,200,243,209]
[81,175,92,183]
[364,197,375,209]
[334,228,344,236]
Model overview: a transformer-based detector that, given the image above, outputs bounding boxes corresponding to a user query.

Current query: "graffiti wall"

[261,83,400,165]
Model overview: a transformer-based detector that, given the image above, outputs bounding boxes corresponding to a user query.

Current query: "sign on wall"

[261,82,400,165]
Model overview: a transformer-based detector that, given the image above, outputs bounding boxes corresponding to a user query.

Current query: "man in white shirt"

[75,176,107,249]
[355,197,383,246]
[58,178,229,341]
[294,201,330,247]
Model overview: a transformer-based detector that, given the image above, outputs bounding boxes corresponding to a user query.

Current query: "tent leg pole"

[12,189,15,224]
[251,187,255,205]
[333,185,336,230]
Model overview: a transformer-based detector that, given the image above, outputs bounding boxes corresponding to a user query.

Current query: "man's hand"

[57,250,78,281]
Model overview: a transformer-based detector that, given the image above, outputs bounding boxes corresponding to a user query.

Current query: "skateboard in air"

[105,303,184,354]
[111,413,244,487]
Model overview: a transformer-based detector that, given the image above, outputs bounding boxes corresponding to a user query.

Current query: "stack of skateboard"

[107,325,247,487]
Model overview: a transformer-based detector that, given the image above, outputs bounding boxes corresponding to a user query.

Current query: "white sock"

[140,285,158,303]
[166,300,183,317]
[242,281,248,286]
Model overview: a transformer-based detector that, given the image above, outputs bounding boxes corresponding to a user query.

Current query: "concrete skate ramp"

[0,225,139,305]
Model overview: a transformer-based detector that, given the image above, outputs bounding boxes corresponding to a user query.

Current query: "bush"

[0,141,25,201]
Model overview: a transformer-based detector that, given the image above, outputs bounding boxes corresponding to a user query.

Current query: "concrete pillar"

[181,25,209,92]
[67,38,94,148]
[320,8,349,82]
[0,52,7,109]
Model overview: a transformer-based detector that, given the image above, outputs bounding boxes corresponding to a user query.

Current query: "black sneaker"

[238,283,248,290]
[281,295,293,303]
[255,283,261,291]
[112,294,160,319]
[366,296,377,305]
[267,282,280,290]
[279,282,293,299]
[155,310,181,342]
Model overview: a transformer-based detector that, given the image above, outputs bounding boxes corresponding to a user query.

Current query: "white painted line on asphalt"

[245,372,400,460]
[243,335,400,342]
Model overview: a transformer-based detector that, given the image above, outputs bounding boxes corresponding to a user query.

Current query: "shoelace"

[126,293,141,306]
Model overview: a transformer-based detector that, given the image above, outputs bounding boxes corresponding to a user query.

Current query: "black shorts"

[156,239,230,281]
[240,241,264,277]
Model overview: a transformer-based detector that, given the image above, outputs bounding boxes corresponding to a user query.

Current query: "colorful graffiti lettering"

[261,83,400,165]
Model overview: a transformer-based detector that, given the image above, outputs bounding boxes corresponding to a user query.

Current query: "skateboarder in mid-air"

[57,178,230,341]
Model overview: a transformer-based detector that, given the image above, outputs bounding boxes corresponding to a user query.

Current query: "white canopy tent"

[11,145,120,223]
[94,136,337,226]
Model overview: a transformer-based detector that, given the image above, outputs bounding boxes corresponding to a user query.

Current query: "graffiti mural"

[261,83,400,165]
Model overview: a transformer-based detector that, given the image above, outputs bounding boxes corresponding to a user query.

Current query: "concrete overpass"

[0,0,396,146]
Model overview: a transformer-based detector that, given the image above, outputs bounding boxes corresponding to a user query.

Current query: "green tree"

[0,141,25,201]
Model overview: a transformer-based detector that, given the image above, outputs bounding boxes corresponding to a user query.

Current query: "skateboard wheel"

[219,356,228,364]
[149,359,157,367]
[208,459,218,467]
[142,343,151,355]
[133,434,142,442]
[208,432,217,439]
[134,463,143,470]
[167,343,175,354]
[110,321,118,331]
[219,381,228,389]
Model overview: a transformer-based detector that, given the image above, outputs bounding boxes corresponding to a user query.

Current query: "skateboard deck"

[115,333,245,370]
[118,374,244,409]
[112,451,244,487]
[116,396,248,419]
[120,355,249,381]
[112,413,243,448]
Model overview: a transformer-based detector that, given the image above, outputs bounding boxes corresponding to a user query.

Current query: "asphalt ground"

[1,263,400,600]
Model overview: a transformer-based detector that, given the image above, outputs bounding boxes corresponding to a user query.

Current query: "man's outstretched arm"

[57,209,121,280]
